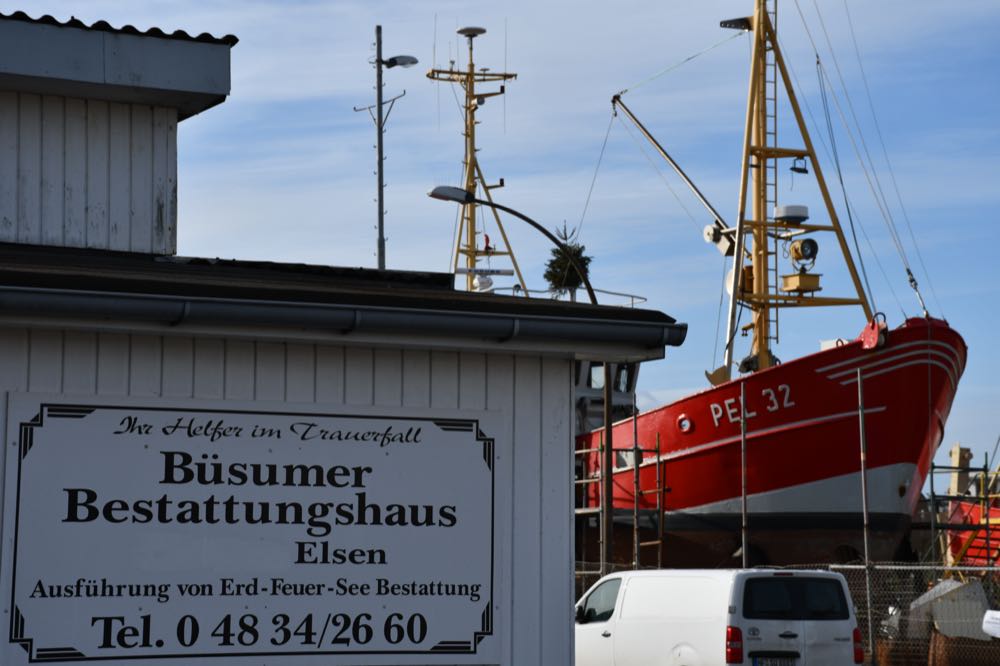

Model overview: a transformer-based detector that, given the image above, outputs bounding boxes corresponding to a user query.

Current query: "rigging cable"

[772,36,913,317]
[617,30,746,97]
[842,0,943,318]
[792,0,922,314]
[807,0,929,316]
[576,112,615,237]
[846,197,906,320]
[615,113,701,230]
[817,57,877,312]
[433,14,440,131]
[776,35,834,168]
[713,255,728,371]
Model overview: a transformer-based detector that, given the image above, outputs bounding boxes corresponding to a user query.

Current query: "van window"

[743,577,849,620]
[582,578,621,623]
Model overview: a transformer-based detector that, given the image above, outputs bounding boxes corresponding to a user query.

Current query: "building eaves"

[0,10,238,46]
[0,243,688,360]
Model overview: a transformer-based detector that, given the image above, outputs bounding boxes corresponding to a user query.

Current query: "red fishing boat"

[578,0,967,566]
[946,500,999,566]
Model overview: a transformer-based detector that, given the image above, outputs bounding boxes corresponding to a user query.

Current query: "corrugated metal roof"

[0,10,238,46]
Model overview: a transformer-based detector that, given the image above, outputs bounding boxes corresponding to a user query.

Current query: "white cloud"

[25,0,1000,464]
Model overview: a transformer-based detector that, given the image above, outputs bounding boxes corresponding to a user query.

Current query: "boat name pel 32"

[708,384,795,427]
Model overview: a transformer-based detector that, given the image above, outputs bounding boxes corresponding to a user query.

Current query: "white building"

[0,11,685,666]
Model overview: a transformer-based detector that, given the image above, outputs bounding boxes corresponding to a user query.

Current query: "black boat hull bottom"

[576,509,914,569]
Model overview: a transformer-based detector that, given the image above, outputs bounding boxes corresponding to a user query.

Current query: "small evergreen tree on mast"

[543,223,593,301]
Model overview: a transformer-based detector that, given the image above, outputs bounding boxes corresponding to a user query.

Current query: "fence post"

[857,368,877,665]
[985,453,992,569]
[632,393,640,569]
[930,458,938,565]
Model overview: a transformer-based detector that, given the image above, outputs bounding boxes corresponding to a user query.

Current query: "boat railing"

[488,285,647,307]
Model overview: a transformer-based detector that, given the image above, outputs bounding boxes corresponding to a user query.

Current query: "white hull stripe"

[839,358,957,392]
[634,406,888,467]
[827,347,960,382]
[815,339,962,376]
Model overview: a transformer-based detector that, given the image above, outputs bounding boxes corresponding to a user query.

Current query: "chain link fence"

[828,563,1000,666]
[575,561,1000,665]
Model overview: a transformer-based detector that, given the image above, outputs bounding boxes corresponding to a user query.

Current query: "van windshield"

[743,577,849,620]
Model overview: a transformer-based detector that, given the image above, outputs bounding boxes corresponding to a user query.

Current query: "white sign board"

[984,609,1000,639]
[1,397,501,664]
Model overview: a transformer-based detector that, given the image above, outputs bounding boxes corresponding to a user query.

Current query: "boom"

[612,94,733,256]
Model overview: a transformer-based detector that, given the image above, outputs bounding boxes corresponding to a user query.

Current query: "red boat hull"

[578,317,966,565]
[946,501,1000,566]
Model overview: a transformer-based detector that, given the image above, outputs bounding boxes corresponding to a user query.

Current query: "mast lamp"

[720,17,752,31]
[382,55,418,69]
[428,186,474,204]
[354,25,418,270]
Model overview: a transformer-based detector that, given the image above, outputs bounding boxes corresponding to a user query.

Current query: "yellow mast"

[426,27,527,292]
[750,0,770,370]
[719,0,872,382]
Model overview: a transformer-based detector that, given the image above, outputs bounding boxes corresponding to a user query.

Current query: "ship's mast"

[426,27,527,292]
[719,0,872,381]
[749,0,772,372]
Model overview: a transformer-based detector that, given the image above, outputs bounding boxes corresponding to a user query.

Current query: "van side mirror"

[575,605,586,624]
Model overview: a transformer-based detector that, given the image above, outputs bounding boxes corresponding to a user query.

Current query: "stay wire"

[787,5,910,319]
[777,34,834,167]
[818,58,877,311]
[816,64,908,268]
[433,14,440,132]
[577,112,615,238]
[794,0,897,251]
[810,0,908,267]
[811,0,930,316]
[615,113,701,229]
[617,30,746,97]
[842,0,944,318]
[848,197,906,319]
[713,255,728,371]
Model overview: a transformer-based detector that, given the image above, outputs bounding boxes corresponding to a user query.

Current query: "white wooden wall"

[0,325,575,666]
[0,93,177,254]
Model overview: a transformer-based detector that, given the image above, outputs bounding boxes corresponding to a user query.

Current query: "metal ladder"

[574,433,604,582]
[765,0,781,347]
[634,434,666,569]
[574,420,667,583]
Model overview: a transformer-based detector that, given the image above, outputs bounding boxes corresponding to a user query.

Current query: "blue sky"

[27,1,1000,473]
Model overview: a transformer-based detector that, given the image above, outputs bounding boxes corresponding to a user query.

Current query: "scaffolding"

[574,408,665,585]
[927,445,1000,567]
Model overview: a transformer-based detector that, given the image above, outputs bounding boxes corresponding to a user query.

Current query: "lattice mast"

[719,0,873,381]
[427,27,527,292]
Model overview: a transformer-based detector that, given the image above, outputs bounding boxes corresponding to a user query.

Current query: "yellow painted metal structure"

[426,28,527,293]
[720,0,873,379]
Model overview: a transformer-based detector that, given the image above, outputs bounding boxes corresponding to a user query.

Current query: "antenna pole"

[375,25,386,270]
[461,31,478,291]
[426,29,522,292]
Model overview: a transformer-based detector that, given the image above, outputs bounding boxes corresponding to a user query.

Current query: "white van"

[575,569,863,666]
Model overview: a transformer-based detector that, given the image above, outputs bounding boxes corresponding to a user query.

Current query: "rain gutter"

[0,286,688,350]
